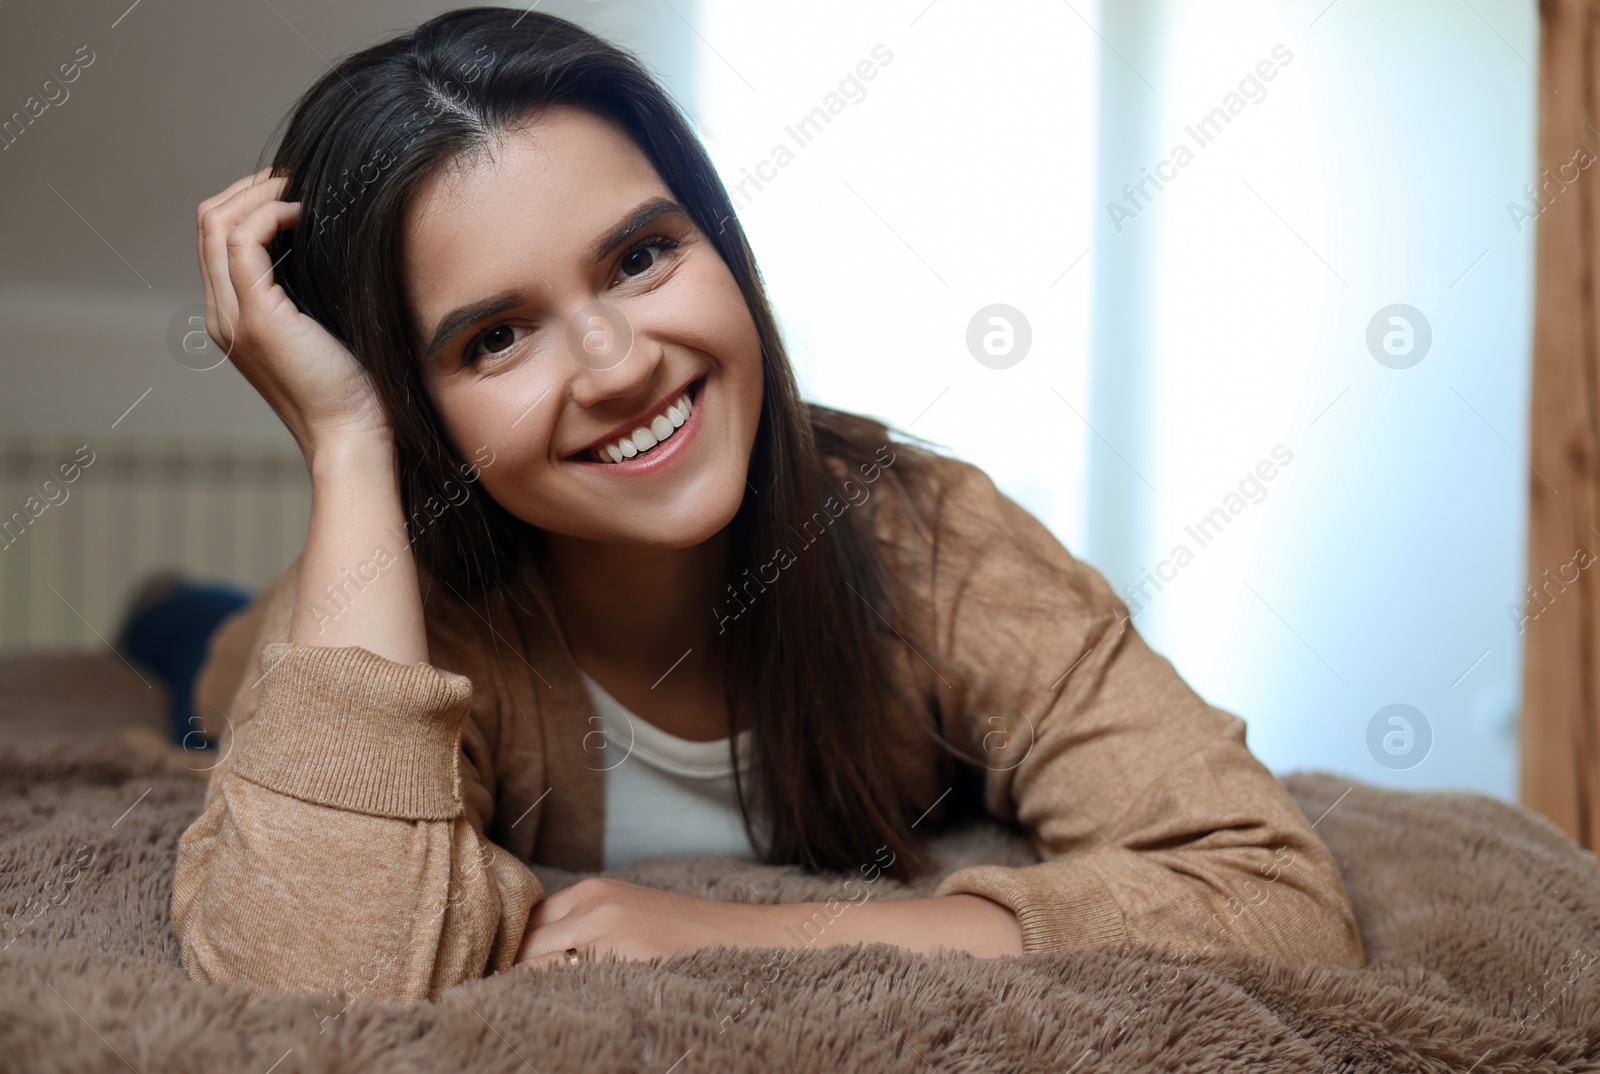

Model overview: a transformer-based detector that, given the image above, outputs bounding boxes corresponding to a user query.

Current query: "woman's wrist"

[290,426,427,664]
[305,433,398,486]
[756,893,1025,958]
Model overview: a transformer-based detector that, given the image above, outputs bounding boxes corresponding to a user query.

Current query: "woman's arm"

[290,437,427,661]
[913,459,1366,969]
[513,878,1021,969]
[172,605,543,1003]
[170,171,542,1003]
[192,167,425,667]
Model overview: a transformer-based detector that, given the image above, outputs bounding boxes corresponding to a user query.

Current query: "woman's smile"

[567,374,706,474]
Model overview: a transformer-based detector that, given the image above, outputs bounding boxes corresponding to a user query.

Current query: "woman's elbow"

[1199,843,1368,971]
[1254,873,1368,970]
[1301,894,1367,970]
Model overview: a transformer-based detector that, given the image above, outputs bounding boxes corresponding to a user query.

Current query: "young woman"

[170,7,1365,1004]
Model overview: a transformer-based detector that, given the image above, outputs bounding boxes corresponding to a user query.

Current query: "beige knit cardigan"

[170,449,1367,1003]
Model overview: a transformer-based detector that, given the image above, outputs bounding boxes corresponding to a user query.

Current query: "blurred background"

[0,0,1536,800]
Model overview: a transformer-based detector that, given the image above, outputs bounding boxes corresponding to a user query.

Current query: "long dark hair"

[263,7,971,880]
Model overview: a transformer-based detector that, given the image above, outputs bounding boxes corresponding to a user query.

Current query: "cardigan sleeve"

[168,556,543,1004]
[915,460,1366,970]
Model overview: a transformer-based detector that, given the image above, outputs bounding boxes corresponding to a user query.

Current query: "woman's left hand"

[515,878,781,969]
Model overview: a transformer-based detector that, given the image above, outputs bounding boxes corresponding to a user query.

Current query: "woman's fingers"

[517,946,591,971]
[199,175,289,346]
[188,169,391,454]
[225,199,301,320]
[515,893,591,966]
[516,923,592,968]
[200,174,287,295]
[519,906,558,959]
[196,168,276,323]
[529,890,575,929]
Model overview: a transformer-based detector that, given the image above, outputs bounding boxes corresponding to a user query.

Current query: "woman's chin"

[532,467,747,549]
[618,484,746,549]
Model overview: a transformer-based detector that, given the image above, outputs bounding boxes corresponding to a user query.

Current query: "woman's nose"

[565,300,634,373]
[564,303,666,405]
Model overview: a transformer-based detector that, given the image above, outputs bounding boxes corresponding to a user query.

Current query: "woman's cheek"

[668,256,760,363]
[437,395,547,514]
[479,437,546,504]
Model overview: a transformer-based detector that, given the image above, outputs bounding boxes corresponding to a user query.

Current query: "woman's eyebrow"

[423,292,526,364]
[590,197,686,261]
[422,198,688,364]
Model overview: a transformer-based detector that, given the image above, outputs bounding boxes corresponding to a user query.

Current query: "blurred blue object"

[115,578,253,750]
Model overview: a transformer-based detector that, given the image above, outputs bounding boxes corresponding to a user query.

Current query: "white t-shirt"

[578,669,760,870]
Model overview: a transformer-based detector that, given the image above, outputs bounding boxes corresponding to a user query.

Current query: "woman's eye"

[464,324,528,366]
[481,326,517,352]
[617,236,680,281]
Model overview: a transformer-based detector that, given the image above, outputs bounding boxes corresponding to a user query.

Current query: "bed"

[2,653,1597,1072]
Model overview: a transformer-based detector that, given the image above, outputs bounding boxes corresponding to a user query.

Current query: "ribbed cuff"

[934,861,1129,954]
[230,642,474,821]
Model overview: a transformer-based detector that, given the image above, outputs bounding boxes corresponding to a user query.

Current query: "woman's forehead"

[407,108,659,233]
[401,111,671,311]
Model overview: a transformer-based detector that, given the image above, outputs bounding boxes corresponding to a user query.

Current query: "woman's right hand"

[197,168,392,458]
[201,171,427,662]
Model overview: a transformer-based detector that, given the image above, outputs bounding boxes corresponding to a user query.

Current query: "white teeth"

[587,389,696,464]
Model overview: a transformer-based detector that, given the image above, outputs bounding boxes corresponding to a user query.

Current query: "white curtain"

[1089,0,1535,799]
[693,0,1534,801]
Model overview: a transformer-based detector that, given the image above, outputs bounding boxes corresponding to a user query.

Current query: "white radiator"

[0,436,310,652]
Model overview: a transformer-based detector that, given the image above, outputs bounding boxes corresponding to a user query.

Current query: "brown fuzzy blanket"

[3,734,1599,1073]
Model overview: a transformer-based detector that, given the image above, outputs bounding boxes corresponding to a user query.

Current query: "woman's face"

[403,105,764,549]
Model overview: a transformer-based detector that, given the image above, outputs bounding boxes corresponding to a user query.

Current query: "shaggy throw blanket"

[2,735,1599,1073]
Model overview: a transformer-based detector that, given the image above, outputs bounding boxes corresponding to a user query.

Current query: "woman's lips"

[568,377,705,475]
[568,375,702,459]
